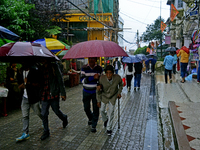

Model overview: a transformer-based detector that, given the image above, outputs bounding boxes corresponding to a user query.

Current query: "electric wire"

[66,0,114,30]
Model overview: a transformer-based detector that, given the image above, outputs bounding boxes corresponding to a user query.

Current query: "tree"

[0,0,35,40]
[141,16,165,42]
[134,46,148,55]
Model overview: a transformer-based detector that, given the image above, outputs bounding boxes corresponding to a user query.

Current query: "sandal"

[180,81,184,83]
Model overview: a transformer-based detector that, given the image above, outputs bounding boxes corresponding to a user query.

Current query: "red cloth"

[70,62,77,70]
[176,46,190,54]
[177,59,180,71]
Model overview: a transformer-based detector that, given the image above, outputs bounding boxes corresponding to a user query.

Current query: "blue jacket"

[164,55,174,70]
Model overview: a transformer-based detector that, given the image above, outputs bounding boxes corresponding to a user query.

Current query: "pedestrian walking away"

[96,65,123,136]
[40,59,68,140]
[81,57,103,133]
[113,58,121,74]
[173,51,178,74]
[16,63,43,142]
[177,46,190,83]
[134,62,143,91]
[124,63,135,92]
[163,52,174,84]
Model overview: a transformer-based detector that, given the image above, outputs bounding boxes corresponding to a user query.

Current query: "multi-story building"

[58,0,122,45]
[167,0,199,48]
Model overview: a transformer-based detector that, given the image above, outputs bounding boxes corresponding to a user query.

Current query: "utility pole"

[137,30,140,49]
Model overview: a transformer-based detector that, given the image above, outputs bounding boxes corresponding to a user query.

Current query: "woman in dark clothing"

[134,62,143,91]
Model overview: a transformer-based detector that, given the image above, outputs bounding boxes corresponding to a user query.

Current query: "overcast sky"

[119,0,170,50]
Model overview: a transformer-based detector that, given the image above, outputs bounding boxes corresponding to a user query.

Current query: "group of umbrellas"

[122,54,157,64]
[0,26,129,63]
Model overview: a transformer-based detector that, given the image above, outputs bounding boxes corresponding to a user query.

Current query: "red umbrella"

[62,40,128,59]
[0,42,59,62]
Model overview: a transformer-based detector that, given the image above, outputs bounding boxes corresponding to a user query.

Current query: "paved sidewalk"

[0,73,152,150]
[156,73,200,150]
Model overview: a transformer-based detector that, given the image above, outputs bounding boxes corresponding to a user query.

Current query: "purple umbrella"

[0,42,59,62]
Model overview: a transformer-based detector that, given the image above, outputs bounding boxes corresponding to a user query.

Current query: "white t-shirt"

[23,70,29,98]
[125,65,135,75]
[115,61,118,70]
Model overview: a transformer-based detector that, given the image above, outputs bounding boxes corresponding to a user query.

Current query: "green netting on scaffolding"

[69,22,87,43]
[90,0,114,14]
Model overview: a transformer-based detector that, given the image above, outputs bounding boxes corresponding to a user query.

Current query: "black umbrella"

[146,54,158,60]
[165,47,176,52]
[0,26,20,41]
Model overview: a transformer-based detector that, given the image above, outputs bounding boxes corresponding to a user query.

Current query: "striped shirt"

[81,64,103,94]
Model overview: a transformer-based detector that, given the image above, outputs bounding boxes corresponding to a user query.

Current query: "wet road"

[0,73,159,150]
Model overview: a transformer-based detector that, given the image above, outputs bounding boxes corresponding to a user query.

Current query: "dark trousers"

[134,74,141,87]
[152,64,155,73]
[181,63,188,78]
[41,98,67,132]
[165,69,172,83]
[173,64,176,74]
[115,69,118,74]
[82,91,99,128]
[126,75,133,88]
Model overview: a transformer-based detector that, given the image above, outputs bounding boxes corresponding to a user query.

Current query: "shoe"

[88,120,92,125]
[16,133,30,142]
[128,87,130,92]
[138,87,140,90]
[91,128,97,133]
[104,119,108,128]
[107,130,112,136]
[40,131,50,140]
[197,81,199,84]
[134,87,136,91]
[63,116,68,128]
[170,79,172,83]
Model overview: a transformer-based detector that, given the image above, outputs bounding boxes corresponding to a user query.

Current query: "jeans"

[82,91,99,128]
[21,96,42,134]
[41,98,67,132]
[134,74,141,87]
[180,63,188,78]
[115,69,118,74]
[165,69,172,83]
[126,75,133,88]
[100,101,115,131]
[173,64,176,74]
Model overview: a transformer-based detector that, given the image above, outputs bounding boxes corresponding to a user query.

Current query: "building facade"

[167,0,199,48]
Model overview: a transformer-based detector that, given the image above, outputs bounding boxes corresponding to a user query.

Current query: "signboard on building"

[189,10,198,16]
[165,36,171,44]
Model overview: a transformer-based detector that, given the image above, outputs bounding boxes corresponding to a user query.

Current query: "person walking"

[134,62,143,91]
[40,59,68,140]
[96,65,123,136]
[177,46,190,83]
[124,63,135,92]
[173,51,177,74]
[16,63,43,142]
[81,57,103,133]
[163,52,174,84]
[113,58,121,74]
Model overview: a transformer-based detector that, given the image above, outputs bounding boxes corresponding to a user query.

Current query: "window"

[178,0,183,8]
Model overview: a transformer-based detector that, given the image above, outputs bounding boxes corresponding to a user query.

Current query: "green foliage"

[141,16,165,42]
[0,0,35,40]
[63,39,73,47]
[134,46,149,55]
[45,26,62,37]
[0,63,9,85]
